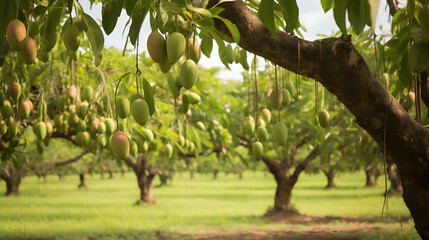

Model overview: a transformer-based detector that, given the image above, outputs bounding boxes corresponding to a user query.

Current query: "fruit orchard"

[1,0,429,239]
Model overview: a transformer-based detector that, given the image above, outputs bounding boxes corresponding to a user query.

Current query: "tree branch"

[387,0,399,17]
[420,72,429,111]
[288,138,308,165]
[123,156,137,172]
[30,149,91,169]
[290,145,320,185]
[212,0,429,170]
[236,134,279,173]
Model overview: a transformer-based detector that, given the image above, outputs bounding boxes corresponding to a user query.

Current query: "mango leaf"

[333,0,348,35]
[129,4,148,46]
[81,13,104,66]
[368,0,380,34]
[347,0,365,34]
[125,0,137,16]
[102,0,124,35]
[44,1,63,50]
[279,0,299,33]
[143,78,155,116]
[200,30,213,57]
[29,64,49,83]
[188,5,213,17]
[258,0,276,36]
[214,16,240,44]
[320,0,334,13]
[208,7,224,16]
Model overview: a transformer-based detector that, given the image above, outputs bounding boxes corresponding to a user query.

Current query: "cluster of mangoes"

[7,20,37,64]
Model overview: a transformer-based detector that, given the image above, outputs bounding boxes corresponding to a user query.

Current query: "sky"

[80,0,399,80]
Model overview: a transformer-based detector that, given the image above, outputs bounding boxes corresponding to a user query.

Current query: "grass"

[0,171,420,240]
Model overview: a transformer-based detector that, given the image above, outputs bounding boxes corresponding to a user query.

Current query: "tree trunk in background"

[108,171,114,179]
[323,169,336,189]
[189,170,194,179]
[138,174,155,203]
[57,173,65,181]
[78,173,88,188]
[213,170,218,179]
[387,162,403,195]
[159,174,168,186]
[1,169,22,196]
[365,167,377,187]
[238,172,243,179]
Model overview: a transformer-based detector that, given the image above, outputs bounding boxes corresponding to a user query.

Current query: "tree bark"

[78,173,88,189]
[108,170,114,179]
[0,169,22,196]
[365,167,377,187]
[123,155,158,203]
[213,169,219,179]
[274,175,293,211]
[387,162,403,195]
[213,1,429,237]
[323,169,336,189]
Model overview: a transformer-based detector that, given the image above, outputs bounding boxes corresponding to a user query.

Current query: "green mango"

[225,44,235,64]
[281,89,291,105]
[261,108,271,123]
[141,128,154,142]
[185,38,201,63]
[179,59,198,90]
[62,24,81,52]
[104,118,116,135]
[273,122,287,146]
[117,97,130,119]
[186,92,201,104]
[77,101,89,118]
[81,86,94,102]
[243,115,255,134]
[9,82,21,102]
[252,141,263,159]
[131,99,150,126]
[167,32,186,64]
[269,90,283,110]
[34,121,47,140]
[257,126,268,142]
[318,110,330,128]
[2,100,13,118]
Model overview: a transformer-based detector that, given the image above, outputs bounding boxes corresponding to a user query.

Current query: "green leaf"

[102,0,124,35]
[214,16,240,44]
[143,78,155,116]
[320,0,334,13]
[258,0,277,36]
[347,0,365,34]
[368,0,380,34]
[200,30,213,57]
[81,13,105,66]
[333,0,348,35]
[129,4,148,46]
[279,0,299,33]
[0,0,17,41]
[29,64,49,83]
[125,0,137,16]
[44,1,64,50]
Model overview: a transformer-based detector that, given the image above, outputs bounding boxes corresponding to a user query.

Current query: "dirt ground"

[156,212,413,240]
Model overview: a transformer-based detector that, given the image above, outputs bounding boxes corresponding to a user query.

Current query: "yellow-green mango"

[225,44,235,64]
[9,82,21,102]
[269,90,283,110]
[34,121,47,140]
[185,38,201,63]
[81,86,94,102]
[257,126,268,142]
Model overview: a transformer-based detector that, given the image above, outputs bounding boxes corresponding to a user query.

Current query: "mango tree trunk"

[0,168,22,196]
[365,167,377,187]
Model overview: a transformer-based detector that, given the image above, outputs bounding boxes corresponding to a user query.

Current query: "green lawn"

[0,171,419,240]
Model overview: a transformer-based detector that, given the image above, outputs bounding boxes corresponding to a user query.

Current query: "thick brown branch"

[177,147,222,158]
[124,156,137,172]
[290,145,319,185]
